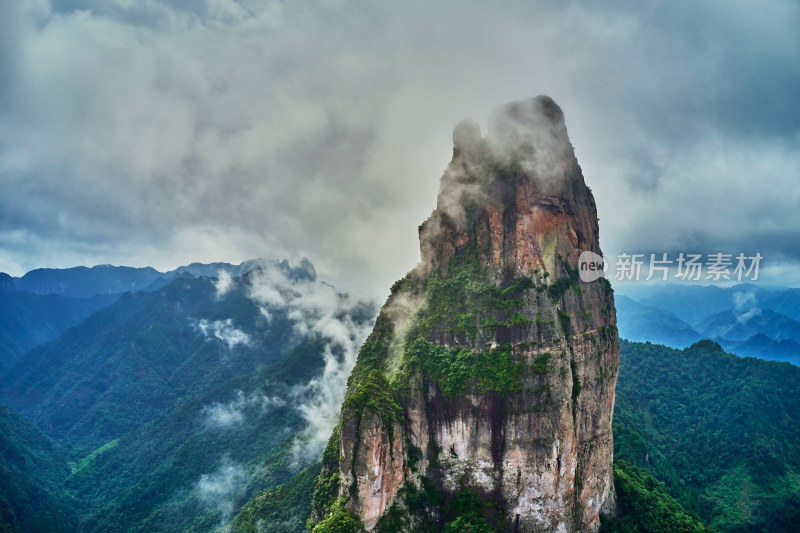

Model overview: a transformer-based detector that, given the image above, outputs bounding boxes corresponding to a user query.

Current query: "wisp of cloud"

[246,261,373,462]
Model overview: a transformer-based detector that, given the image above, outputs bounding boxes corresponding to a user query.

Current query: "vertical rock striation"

[309,96,618,533]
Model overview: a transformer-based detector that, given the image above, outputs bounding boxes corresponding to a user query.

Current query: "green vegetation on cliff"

[311,502,366,533]
[306,426,342,531]
[373,480,501,533]
[342,370,404,442]
[408,255,544,342]
[345,252,551,420]
[403,337,523,398]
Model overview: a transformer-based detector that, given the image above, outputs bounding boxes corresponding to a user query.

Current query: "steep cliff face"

[309,96,618,533]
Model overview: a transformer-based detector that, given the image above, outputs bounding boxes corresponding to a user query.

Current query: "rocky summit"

[309,96,619,532]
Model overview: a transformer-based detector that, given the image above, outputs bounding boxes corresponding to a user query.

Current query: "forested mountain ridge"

[5,259,295,298]
[0,290,117,375]
[0,260,375,532]
[613,339,800,531]
[0,259,311,376]
[0,404,79,532]
[1,274,289,454]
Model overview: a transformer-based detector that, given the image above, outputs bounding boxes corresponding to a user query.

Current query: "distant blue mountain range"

[615,283,800,365]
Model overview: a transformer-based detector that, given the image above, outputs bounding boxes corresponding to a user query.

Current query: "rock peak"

[488,96,574,185]
[423,95,598,282]
[310,97,618,533]
[488,95,567,142]
[451,96,573,186]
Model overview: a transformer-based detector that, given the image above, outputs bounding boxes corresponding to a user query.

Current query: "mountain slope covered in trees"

[0,261,374,532]
[614,339,800,532]
[0,405,78,532]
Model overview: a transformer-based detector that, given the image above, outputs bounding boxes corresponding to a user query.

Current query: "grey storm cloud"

[1,0,799,296]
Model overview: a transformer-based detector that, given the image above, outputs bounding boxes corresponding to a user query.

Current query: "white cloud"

[195,457,248,529]
[732,290,762,324]
[214,269,233,298]
[246,261,373,461]
[204,403,244,428]
[195,318,251,350]
[202,389,286,429]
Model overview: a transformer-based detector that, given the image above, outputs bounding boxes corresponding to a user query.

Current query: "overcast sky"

[1,0,798,298]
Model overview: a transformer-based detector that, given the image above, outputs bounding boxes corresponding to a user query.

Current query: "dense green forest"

[0,290,117,374]
[0,405,79,531]
[613,339,800,532]
[600,461,708,533]
[1,276,304,454]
